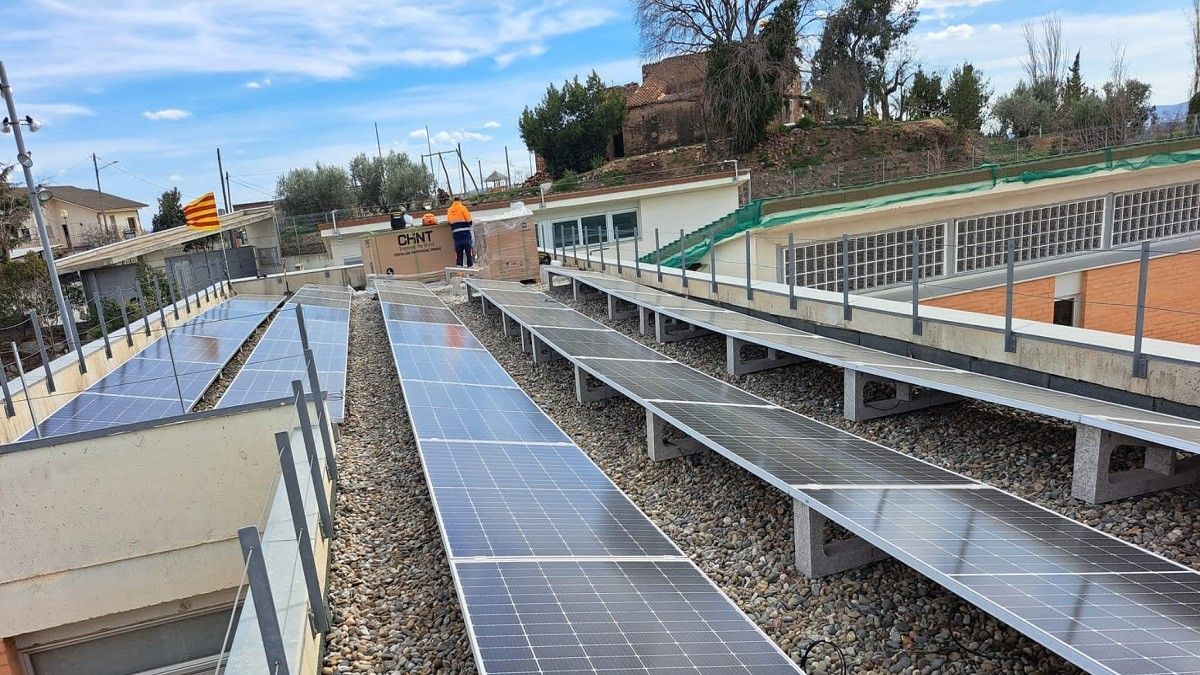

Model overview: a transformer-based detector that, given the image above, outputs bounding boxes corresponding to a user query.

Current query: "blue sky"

[1,0,1195,223]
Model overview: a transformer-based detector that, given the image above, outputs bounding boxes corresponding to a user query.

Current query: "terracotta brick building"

[610,53,804,158]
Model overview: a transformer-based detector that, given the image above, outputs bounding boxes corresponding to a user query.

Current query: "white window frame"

[542,208,640,249]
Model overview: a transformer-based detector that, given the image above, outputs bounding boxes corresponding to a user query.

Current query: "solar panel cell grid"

[384,303,462,324]
[385,320,485,349]
[390,343,516,387]
[532,327,674,362]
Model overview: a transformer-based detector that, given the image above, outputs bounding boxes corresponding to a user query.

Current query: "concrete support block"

[793,499,888,578]
[520,326,532,354]
[726,336,801,377]
[654,314,711,344]
[575,365,619,404]
[501,312,519,338]
[842,368,960,422]
[607,294,638,322]
[1071,425,1200,504]
[645,410,705,462]
[546,271,571,296]
[531,335,563,367]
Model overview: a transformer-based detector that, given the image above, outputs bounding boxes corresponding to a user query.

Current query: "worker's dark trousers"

[453,229,474,267]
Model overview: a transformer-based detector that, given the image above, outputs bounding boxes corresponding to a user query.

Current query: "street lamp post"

[1,60,80,352]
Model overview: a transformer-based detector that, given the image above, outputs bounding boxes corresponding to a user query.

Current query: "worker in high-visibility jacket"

[446,197,474,267]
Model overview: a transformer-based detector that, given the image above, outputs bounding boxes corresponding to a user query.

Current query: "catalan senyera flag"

[184,192,220,231]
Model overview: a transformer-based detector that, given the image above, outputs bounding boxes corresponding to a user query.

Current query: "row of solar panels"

[549,267,1200,455]
[17,294,283,442]
[466,277,1200,675]
[217,284,353,421]
[374,277,805,675]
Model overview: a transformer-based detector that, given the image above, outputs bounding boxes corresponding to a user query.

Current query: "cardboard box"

[360,224,457,279]
[474,208,539,282]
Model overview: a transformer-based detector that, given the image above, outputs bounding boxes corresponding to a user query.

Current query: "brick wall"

[0,638,21,675]
[921,251,1200,345]
[924,277,1056,323]
[1079,250,1200,344]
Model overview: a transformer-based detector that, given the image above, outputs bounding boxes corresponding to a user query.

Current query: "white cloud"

[20,103,94,121]
[169,174,182,181]
[245,77,272,89]
[409,128,428,139]
[928,23,975,40]
[918,0,998,20]
[988,23,1003,32]
[430,130,491,145]
[142,108,192,121]
[6,2,620,85]
[482,120,502,129]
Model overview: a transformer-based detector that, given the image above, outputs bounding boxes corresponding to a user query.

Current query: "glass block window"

[782,223,946,292]
[1112,180,1200,245]
[955,198,1103,273]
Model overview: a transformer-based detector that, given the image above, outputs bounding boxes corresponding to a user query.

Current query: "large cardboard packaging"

[360,224,457,279]
[474,205,539,282]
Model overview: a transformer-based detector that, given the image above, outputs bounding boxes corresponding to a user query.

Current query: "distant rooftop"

[45,185,147,211]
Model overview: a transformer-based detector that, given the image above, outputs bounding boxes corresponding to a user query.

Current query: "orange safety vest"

[446,201,472,224]
[421,213,437,226]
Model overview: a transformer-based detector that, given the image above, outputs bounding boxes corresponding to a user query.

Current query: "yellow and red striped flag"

[184,192,220,231]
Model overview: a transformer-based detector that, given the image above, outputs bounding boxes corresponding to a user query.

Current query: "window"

[782,223,946,292]
[552,220,580,247]
[955,197,1103,273]
[612,211,638,239]
[581,214,608,244]
[1113,180,1200,245]
[109,214,117,227]
[127,216,137,232]
[1053,298,1077,326]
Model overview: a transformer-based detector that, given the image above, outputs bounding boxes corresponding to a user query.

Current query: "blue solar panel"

[385,320,485,349]
[390,343,516,387]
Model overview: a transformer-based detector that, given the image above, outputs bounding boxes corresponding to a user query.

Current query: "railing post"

[118,300,134,347]
[744,233,753,301]
[202,255,212,303]
[237,527,290,675]
[911,238,923,336]
[27,311,55,392]
[599,241,606,271]
[0,349,14,418]
[1004,239,1016,353]
[297,303,338,476]
[178,270,191,313]
[615,233,622,274]
[166,272,180,320]
[841,234,851,320]
[11,342,40,437]
[273,431,332,635]
[710,232,718,294]
[654,229,663,283]
[1132,242,1150,378]
[290,384,336,539]
[789,233,798,311]
[679,228,688,291]
[136,287,152,337]
[633,233,641,278]
[92,294,113,359]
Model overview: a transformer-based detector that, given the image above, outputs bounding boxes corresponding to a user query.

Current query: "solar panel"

[383,303,462,324]
[551,267,1200,456]
[569,359,771,406]
[379,287,804,675]
[20,295,281,441]
[532,327,674,362]
[218,284,351,420]
[468,277,1200,675]
[455,560,802,674]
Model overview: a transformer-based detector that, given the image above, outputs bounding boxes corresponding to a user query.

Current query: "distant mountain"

[1154,102,1190,122]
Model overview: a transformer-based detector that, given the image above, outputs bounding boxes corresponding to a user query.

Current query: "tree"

[1189,91,1200,118]
[1022,14,1066,99]
[992,82,1056,137]
[518,72,627,177]
[1104,48,1154,138]
[151,187,186,232]
[381,152,435,206]
[636,0,825,57]
[1,164,31,263]
[1191,0,1200,98]
[349,153,386,211]
[906,68,947,120]
[1067,92,1108,129]
[703,0,801,151]
[275,163,355,217]
[944,63,990,131]
[1062,51,1084,110]
[0,254,58,329]
[812,0,919,121]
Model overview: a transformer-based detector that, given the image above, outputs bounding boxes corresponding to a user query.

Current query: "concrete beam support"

[480,296,491,316]
[1071,425,1200,504]
[575,365,619,404]
[843,368,960,422]
[531,334,563,367]
[793,499,888,578]
[654,314,712,344]
[645,410,705,462]
[465,284,478,301]
[607,294,638,322]
[726,336,801,377]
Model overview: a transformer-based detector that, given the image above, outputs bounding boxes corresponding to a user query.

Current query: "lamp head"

[36,186,53,204]
[25,116,40,133]
[17,152,33,168]
[1,118,10,134]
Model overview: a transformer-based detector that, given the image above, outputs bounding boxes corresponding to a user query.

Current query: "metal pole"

[615,232,622,274]
[216,147,230,213]
[599,241,605,271]
[504,145,512,186]
[304,347,338,481]
[633,232,641,278]
[27,311,55,392]
[1004,239,1016,353]
[158,304,188,414]
[119,300,133,347]
[92,294,112,359]
[911,238,923,335]
[291,382,335,538]
[237,527,290,675]
[166,271,180,320]
[1,61,79,354]
[93,152,109,238]
[744,233,753,300]
[678,228,688,291]
[0,348,14,418]
[1132,242,1150,378]
[202,254,212,303]
[841,234,851,320]
[11,342,39,438]
[789,233,798,311]
[654,229,662,282]
[710,232,718,293]
[136,288,151,336]
[273,431,332,634]
[178,270,191,313]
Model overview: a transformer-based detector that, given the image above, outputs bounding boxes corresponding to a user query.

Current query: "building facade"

[16,186,146,252]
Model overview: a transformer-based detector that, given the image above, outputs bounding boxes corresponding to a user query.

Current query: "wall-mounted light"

[1,115,40,134]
